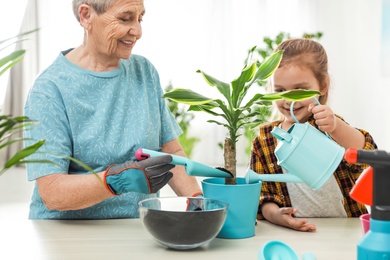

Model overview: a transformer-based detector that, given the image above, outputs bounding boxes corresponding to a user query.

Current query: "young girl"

[250,38,377,232]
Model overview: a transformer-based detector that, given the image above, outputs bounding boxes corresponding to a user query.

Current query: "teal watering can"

[246,98,345,190]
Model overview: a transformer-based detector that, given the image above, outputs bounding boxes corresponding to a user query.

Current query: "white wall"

[34,0,390,167]
[316,1,388,152]
[0,0,29,107]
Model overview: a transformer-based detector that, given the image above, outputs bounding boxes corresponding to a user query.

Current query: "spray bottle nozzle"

[344,148,358,163]
[345,149,390,166]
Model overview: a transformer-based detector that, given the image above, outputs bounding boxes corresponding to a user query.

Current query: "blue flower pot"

[201,177,262,239]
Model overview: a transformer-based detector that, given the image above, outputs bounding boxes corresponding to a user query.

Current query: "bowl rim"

[138,196,228,212]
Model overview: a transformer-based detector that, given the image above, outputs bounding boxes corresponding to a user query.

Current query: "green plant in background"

[0,30,94,176]
[0,30,52,175]
[0,115,55,175]
[245,32,323,68]
[0,29,39,76]
[165,82,199,158]
[163,49,321,185]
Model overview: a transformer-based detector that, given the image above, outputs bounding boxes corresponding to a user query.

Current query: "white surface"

[0,168,364,260]
[1,218,362,260]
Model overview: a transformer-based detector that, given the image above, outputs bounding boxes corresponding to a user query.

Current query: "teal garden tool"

[135,148,233,178]
[258,240,316,260]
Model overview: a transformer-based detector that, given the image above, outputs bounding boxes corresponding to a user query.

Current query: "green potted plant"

[163,50,319,184]
[163,50,320,238]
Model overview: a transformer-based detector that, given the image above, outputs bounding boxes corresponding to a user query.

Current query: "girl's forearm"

[330,117,365,149]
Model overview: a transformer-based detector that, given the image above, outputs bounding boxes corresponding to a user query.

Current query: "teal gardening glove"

[104,155,174,195]
[186,192,204,211]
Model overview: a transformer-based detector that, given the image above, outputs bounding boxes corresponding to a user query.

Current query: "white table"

[1,218,362,260]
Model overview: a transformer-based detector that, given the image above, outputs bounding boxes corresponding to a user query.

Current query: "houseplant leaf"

[0,29,40,46]
[196,70,231,102]
[260,89,321,101]
[250,50,283,84]
[162,88,217,106]
[0,50,26,76]
[231,62,256,108]
[0,140,46,175]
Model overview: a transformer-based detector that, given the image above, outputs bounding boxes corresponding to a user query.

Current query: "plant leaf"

[188,104,218,112]
[0,50,26,76]
[189,105,220,116]
[261,89,321,101]
[251,50,283,83]
[196,70,231,102]
[3,140,45,169]
[163,88,216,105]
[207,119,230,129]
[0,159,58,176]
[0,137,28,150]
[33,151,100,183]
[0,29,40,45]
[243,93,267,109]
[189,102,229,122]
[278,89,321,100]
[231,62,256,108]
[62,155,96,175]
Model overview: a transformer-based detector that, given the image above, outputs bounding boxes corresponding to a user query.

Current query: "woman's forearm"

[37,172,114,211]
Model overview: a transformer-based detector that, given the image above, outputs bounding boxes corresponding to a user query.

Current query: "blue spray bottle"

[345,148,390,259]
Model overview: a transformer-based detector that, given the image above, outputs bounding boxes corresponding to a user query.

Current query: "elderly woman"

[24,0,202,219]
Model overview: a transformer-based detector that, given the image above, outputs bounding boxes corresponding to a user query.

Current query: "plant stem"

[224,138,236,185]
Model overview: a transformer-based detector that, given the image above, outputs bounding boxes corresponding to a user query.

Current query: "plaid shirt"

[250,115,377,219]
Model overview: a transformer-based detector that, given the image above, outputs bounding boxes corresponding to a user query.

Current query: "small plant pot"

[202,177,262,239]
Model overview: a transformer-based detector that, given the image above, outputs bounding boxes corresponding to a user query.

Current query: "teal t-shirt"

[24,50,182,219]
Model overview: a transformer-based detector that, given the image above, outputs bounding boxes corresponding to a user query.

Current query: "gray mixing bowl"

[138,197,228,250]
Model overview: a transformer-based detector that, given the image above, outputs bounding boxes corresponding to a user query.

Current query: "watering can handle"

[290,97,331,139]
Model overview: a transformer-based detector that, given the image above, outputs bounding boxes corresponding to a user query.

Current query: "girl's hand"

[262,203,316,232]
[309,104,337,134]
[276,207,317,232]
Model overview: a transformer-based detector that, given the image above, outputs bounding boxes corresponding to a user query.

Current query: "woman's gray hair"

[72,0,117,22]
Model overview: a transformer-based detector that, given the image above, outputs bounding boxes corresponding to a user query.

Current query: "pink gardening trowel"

[345,148,373,206]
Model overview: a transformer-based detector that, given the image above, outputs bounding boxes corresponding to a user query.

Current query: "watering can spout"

[245,169,304,184]
[271,127,293,143]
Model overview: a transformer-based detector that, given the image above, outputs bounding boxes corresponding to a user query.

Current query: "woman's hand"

[261,202,316,232]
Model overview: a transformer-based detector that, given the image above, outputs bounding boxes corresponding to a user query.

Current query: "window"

[0,0,29,109]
